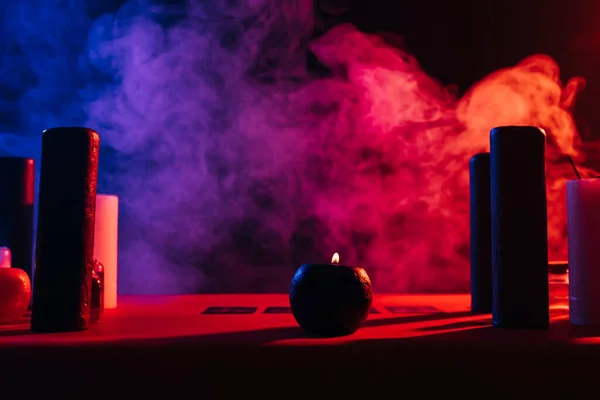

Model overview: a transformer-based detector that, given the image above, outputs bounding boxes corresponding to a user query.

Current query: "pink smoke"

[85,1,589,293]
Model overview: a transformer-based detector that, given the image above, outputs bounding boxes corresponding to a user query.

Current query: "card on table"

[385,306,442,314]
[202,307,258,314]
[263,307,292,314]
[263,307,382,314]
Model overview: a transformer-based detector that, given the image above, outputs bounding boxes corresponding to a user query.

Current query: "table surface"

[5,293,489,346]
[1,278,598,399]
[0,276,594,346]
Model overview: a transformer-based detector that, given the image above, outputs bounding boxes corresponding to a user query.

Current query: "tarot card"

[263,307,293,314]
[385,306,442,314]
[202,306,258,314]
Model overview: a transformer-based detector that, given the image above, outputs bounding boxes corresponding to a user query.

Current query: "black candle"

[0,157,35,282]
[31,127,100,333]
[289,253,373,337]
[469,152,492,313]
[490,126,549,329]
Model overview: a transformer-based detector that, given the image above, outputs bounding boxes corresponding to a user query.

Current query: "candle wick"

[567,155,582,180]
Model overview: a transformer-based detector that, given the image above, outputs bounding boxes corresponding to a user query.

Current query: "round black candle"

[31,127,100,333]
[469,152,492,313]
[490,126,549,329]
[0,157,35,282]
[289,253,373,337]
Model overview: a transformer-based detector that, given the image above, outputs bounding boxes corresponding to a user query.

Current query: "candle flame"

[331,253,340,264]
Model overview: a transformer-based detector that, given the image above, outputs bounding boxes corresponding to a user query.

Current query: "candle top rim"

[490,125,546,136]
[96,194,119,201]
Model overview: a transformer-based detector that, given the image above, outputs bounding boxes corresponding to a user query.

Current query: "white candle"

[0,247,10,269]
[94,194,119,309]
[567,179,600,325]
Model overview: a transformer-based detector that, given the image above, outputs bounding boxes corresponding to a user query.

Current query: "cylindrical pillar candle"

[469,152,492,313]
[0,157,35,281]
[490,126,549,329]
[94,194,118,309]
[31,127,100,333]
[567,179,600,325]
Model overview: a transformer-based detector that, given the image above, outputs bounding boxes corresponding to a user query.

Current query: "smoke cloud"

[0,0,590,293]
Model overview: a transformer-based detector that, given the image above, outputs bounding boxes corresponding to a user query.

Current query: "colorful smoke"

[0,0,591,293]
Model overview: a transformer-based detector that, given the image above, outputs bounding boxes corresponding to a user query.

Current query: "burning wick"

[331,253,340,264]
[567,155,582,180]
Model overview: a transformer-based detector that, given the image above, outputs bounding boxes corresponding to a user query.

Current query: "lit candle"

[289,253,373,337]
[567,179,600,325]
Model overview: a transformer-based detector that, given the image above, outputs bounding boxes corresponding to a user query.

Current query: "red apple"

[0,268,31,324]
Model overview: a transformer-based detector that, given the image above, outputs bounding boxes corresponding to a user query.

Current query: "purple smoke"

[0,0,587,294]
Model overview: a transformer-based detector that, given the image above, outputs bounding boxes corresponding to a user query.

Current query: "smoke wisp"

[0,0,590,293]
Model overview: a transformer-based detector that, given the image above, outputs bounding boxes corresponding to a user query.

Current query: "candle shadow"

[0,328,32,337]
[415,319,492,332]
[566,324,600,338]
[408,318,576,344]
[114,325,310,346]
[363,311,474,328]
[100,313,474,345]
[135,312,474,343]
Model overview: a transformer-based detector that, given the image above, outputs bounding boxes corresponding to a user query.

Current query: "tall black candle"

[0,157,35,281]
[31,127,100,333]
[490,126,549,329]
[469,152,492,313]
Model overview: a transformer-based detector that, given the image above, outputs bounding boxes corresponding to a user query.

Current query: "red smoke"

[86,3,593,293]
[307,25,589,291]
